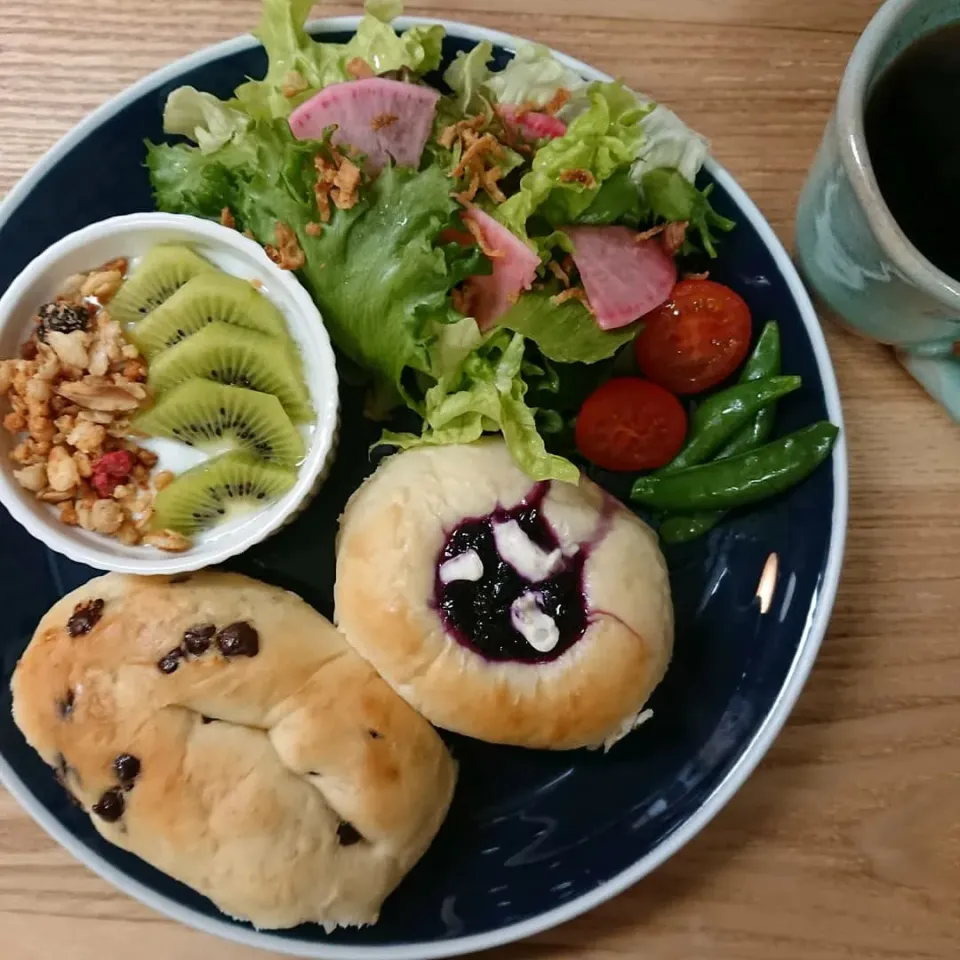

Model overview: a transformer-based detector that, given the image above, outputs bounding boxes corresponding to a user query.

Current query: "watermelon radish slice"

[461,208,541,331]
[499,105,567,141]
[565,226,677,330]
[289,78,440,172]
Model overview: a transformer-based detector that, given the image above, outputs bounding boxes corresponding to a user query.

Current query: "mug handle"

[897,345,960,422]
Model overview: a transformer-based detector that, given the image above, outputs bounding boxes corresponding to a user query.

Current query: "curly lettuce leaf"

[498,289,637,364]
[233,0,444,120]
[381,329,579,483]
[630,102,709,185]
[481,41,588,116]
[162,86,251,154]
[443,40,494,113]
[640,168,736,257]
[495,82,650,240]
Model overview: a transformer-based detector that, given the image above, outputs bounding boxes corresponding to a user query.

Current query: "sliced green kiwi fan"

[152,451,297,534]
[147,322,313,423]
[110,245,215,325]
[134,379,305,467]
[130,272,293,360]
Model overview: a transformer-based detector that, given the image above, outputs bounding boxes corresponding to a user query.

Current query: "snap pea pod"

[631,421,839,511]
[660,372,800,474]
[660,322,781,543]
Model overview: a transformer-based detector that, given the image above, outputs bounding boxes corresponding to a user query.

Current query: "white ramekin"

[0,213,339,575]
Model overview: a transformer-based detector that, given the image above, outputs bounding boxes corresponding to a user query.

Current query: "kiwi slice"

[152,451,297,534]
[110,245,215,325]
[130,273,292,360]
[148,323,313,422]
[134,379,305,466]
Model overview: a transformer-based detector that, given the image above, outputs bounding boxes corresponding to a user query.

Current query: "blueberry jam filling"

[434,483,589,663]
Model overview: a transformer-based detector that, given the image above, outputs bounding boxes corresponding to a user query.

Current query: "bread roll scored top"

[11,571,457,931]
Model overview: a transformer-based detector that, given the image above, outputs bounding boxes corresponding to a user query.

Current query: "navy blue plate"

[0,17,847,959]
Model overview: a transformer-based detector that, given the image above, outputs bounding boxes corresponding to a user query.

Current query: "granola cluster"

[0,260,189,552]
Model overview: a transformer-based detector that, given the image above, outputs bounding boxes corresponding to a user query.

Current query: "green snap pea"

[661,372,800,474]
[631,421,839,511]
[660,323,782,543]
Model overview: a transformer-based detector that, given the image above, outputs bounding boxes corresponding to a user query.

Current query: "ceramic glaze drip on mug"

[865,22,960,282]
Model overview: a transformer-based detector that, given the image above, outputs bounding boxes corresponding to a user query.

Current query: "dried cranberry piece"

[91,450,136,498]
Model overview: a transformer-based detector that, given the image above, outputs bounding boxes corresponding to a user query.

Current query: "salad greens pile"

[147,0,734,483]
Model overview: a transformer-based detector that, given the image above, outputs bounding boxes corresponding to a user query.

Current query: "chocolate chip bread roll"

[335,440,675,750]
[11,572,457,930]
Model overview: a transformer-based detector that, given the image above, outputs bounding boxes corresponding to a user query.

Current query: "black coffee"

[864,23,960,280]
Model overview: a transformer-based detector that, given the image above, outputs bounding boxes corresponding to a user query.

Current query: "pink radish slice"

[565,225,677,330]
[460,208,541,331]
[499,104,567,141]
[289,78,440,172]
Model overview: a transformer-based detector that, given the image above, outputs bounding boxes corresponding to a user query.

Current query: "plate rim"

[0,14,849,960]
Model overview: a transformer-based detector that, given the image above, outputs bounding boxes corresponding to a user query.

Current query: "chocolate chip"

[92,788,125,823]
[57,689,75,719]
[216,621,259,658]
[67,598,104,637]
[368,729,382,739]
[183,623,215,656]
[113,754,140,787]
[169,574,192,584]
[157,648,183,674]
[336,821,363,846]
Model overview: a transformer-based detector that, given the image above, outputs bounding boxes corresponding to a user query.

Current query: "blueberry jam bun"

[335,440,674,750]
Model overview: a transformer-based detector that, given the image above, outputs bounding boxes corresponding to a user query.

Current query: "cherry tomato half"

[635,279,752,395]
[575,378,688,472]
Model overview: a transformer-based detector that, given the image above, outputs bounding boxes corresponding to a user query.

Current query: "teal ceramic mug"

[796,0,960,417]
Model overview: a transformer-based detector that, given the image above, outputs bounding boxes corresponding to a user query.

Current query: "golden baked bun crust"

[11,571,457,931]
[335,440,674,750]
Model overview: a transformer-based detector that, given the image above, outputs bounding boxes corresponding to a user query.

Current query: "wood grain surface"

[2,1,960,958]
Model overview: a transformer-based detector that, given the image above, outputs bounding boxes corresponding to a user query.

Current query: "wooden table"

[2,1,959,958]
